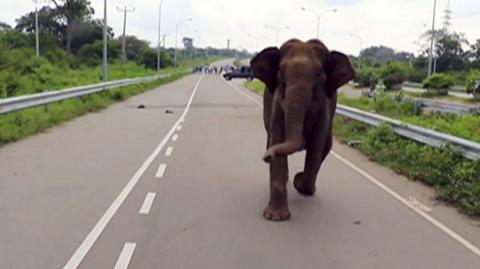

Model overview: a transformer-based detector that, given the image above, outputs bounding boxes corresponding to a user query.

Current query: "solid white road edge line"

[114,242,136,269]
[165,146,173,157]
[224,78,480,258]
[139,192,156,215]
[331,151,480,257]
[63,75,204,269]
[155,164,167,178]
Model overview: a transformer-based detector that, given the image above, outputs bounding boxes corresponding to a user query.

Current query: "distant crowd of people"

[192,64,235,75]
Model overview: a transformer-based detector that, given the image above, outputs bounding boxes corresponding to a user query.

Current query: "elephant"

[250,39,355,221]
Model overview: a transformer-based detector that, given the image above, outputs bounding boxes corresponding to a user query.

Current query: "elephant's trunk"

[264,85,309,162]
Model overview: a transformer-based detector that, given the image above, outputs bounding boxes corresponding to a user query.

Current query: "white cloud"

[2,0,479,55]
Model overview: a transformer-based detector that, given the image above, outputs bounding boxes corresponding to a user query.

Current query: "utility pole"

[33,0,45,57]
[117,6,135,64]
[103,0,108,81]
[428,0,437,77]
[35,6,40,57]
[157,0,165,71]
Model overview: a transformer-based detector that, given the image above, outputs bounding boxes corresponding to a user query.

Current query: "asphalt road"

[1,68,480,269]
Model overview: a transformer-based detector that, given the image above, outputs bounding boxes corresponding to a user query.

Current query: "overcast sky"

[1,0,479,55]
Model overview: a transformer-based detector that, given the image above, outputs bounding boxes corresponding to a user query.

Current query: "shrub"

[379,61,409,90]
[354,67,379,87]
[422,73,455,89]
[466,70,480,94]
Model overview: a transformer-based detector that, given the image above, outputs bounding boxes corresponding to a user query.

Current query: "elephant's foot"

[263,205,291,221]
[293,172,316,196]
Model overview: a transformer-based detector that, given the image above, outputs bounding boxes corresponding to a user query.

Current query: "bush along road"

[0,57,225,146]
[244,79,480,217]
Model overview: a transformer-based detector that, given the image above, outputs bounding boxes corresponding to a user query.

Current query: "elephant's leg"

[264,156,290,221]
[263,93,290,221]
[294,132,332,196]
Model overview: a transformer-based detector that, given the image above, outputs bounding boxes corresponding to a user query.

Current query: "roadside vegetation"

[334,118,480,217]
[338,94,480,143]
[244,80,480,217]
[350,30,480,100]
[0,0,241,146]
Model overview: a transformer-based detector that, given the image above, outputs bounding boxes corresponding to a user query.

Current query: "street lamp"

[265,25,289,46]
[174,18,192,68]
[157,0,165,71]
[350,33,363,70]
[300,7,337,39]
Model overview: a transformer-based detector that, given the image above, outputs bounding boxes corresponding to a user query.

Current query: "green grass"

[338,94,480,143]
[244,80,265,95]
[0,56,224,146]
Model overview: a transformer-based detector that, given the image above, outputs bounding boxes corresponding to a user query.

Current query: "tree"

[0,22,12,32]
[15,6,66,42]
[50,0,94,52]
[77,39,121,66]
[16,1,95,52]
[70,19,112,53]
[360,45,413,65]
[138,48,173,69]
[115,35,150,62]
[434,33,469,72]
[469,39,480,69]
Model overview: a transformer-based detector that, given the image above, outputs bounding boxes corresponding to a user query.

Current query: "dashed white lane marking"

[176,125,182,131]
[114,242,136,269]
[63,76,204,269]
[165,146,173,157]
[171,134,179,142]
[139,193,156,215]
[225,79,480,258]
[155,164,167,178]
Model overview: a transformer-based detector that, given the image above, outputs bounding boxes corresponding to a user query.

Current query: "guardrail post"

[414,100,422,115]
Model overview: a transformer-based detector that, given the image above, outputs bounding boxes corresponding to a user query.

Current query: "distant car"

[223,66,254,81]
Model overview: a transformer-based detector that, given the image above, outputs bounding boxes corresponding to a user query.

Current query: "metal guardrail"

[336,104,480,160]
[0,72,183,115]
[361,90,479,114]
[413,98,480,114]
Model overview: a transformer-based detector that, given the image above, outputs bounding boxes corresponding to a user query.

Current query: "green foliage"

[137,48,173,69]
[422,73,455,89]
[354,67,379,87]
[379,61,409,90]
[244,80,265,94]
[77,40,121,66]
[0,74,182,146]
[338,94,480,143]
[466,70,480,94]
[333,117,480,216]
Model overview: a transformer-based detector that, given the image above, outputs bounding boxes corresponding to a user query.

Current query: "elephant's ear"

[325,51,356,99]
[250,47,281,93]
